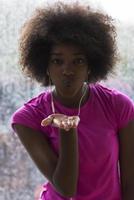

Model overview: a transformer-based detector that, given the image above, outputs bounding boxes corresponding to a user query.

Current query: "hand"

[41,113,80,131]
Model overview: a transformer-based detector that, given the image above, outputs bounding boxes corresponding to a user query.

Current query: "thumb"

[41,116,53,126]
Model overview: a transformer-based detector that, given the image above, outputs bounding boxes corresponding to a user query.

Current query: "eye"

[50,58,63,65]
[74,58,87,65]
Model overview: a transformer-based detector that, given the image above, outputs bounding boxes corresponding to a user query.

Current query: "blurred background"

[0,0,134,199]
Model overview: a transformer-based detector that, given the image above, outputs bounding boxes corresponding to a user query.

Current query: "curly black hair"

[19,2,118,86]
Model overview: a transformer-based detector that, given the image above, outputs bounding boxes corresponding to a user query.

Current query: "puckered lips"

[61,75,75,87]
[62,78,74,87]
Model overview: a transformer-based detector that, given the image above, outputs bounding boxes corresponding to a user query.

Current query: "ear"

[86,70,90,82]
[47,70,49,76]
[88,70,90,75]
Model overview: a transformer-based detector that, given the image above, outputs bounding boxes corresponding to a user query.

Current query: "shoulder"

[92,83,134,129]
[10,90,51,132]
[92,83,134,104]
[90,83,126,112]
[91,83,117,102]
[24,90,50,108]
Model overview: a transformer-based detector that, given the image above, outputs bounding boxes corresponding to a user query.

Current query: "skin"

[14,43,89,198]
[14,43,134,199]
[118,120,134,200]
[42,43,89,131]
[48,43,89,108]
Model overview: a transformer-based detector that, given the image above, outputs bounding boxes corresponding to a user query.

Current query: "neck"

[52,83,89,108]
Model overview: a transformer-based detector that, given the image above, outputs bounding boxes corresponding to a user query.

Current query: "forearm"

[53,128,79,198]
[123,194,134,200]
[122,184,134,200]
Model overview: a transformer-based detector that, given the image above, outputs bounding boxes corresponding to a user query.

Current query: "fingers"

[60,118,71,131]
[58,116,80,131]
[72,116,80,127]
[67,116,80,128]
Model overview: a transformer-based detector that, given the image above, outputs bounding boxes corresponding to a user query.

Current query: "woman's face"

[48,43,89,99]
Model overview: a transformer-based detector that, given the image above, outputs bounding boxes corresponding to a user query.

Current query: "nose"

[62,62,74,75]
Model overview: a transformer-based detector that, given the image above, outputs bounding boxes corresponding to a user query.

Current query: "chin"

[59,87,79,98]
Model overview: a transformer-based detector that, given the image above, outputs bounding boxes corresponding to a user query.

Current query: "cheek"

[85,67,90,79]
[49,72,61,85]
[49,66,88,82]
[85,71,89,81]
[80,69,89,81]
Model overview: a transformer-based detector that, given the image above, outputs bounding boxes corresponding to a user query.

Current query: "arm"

[13,124,79,198]
[53,128,79,197]
[118,120,134,200]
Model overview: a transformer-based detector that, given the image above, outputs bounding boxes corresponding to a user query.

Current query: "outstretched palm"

[41,113,80,131]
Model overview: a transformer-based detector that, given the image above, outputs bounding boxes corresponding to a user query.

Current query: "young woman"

[11,2,134,200]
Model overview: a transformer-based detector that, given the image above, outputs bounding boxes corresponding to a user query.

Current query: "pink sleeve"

[114,91,134,130]
[10,104,45,133]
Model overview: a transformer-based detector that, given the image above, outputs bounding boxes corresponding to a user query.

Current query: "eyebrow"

[51,53,85,56]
